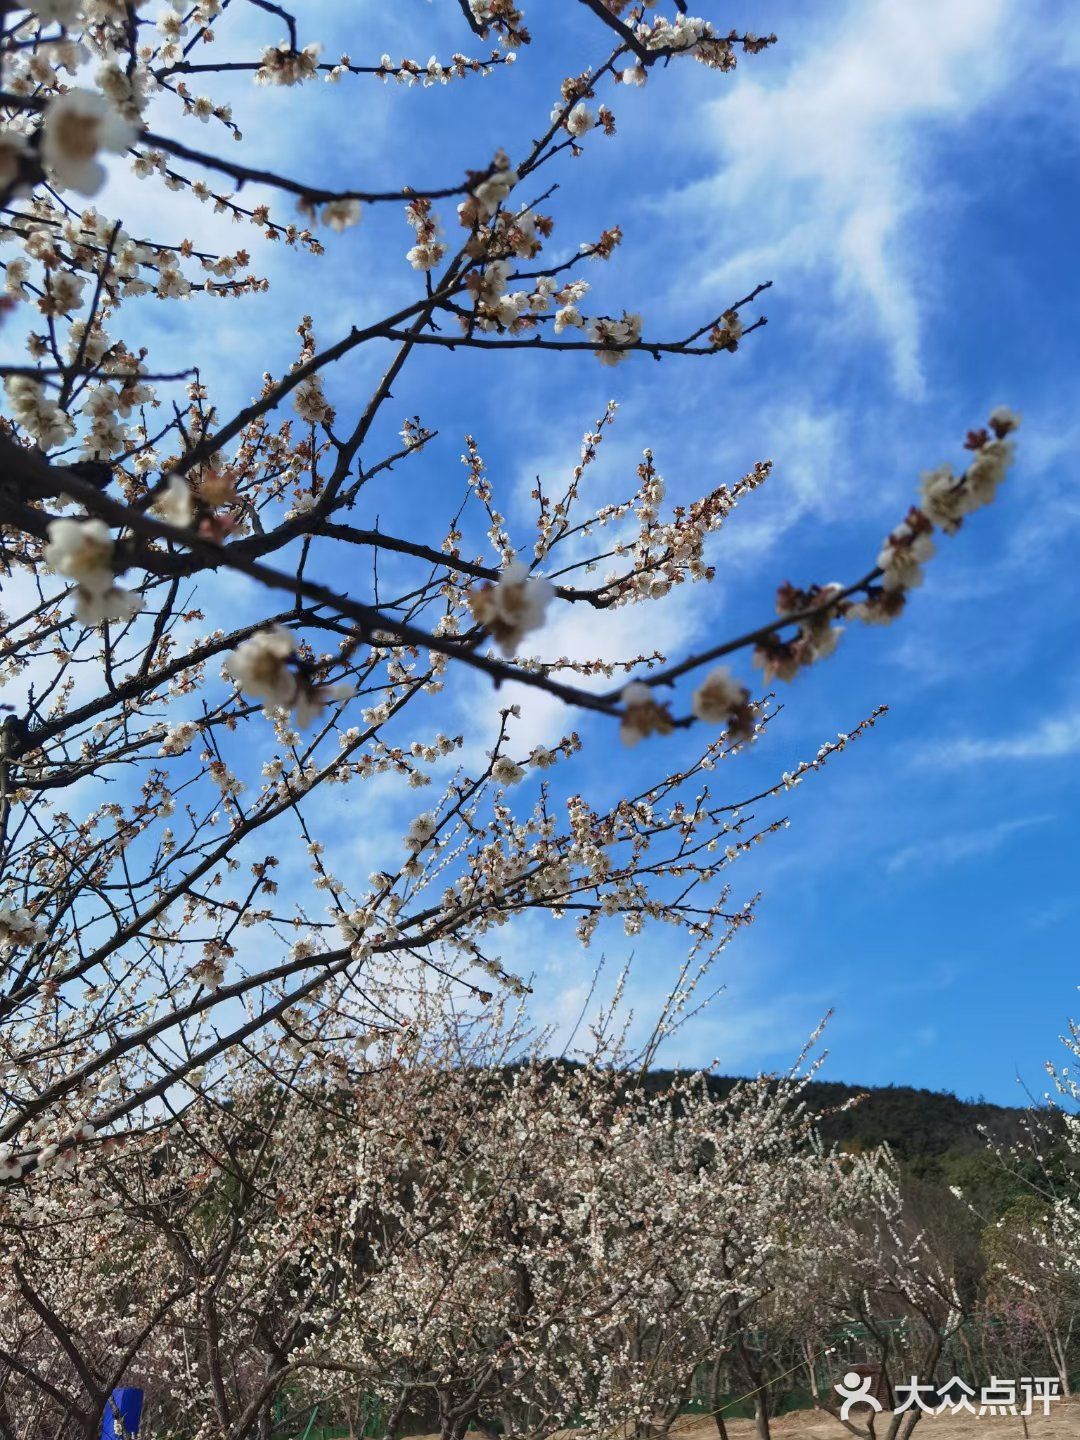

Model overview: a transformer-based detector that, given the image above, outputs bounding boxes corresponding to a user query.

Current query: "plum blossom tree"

[0,1000,900,1440]
[981,1197,1078,1401]
[0,10,1028,1431]
[802,1210,969,1440]
[0,0,1022,1199]
[973,1010,1080,1400]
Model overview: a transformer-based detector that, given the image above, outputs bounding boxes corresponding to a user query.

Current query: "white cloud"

[455,577,712,764]
[681,993,824,1075]
[886,813,1050,874]
[717,400,848,561]
[496,908,822,1075]
[921,713,1080,766]
[687,0,1015,395]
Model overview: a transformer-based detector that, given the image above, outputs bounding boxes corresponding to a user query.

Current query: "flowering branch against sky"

[1,0,1078,1113]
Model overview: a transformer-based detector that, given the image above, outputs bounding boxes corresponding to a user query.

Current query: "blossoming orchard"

[0,2,1070,1439]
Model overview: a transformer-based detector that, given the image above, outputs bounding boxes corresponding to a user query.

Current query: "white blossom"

[4,375,75,449]
[255,42,321,86]
[918,464,965,534]
[159,720,199,756]
[691,666,753,738]
[155,474,194,528]
[292,680,355,729]
[321,198,362,231]
[473,164,518,216]
[405,812,437,850]
[467,561,553,656]
[0,904,46,951]
[491,755,524,785]
[75,583,141,625]
[44,517,115,594]
[988,405,1021,435]
[587,311,642,365]
[225,625,298,710]
[561,100,595,137]
[877,513,936,592]
[41,88,138,195]
[619,680,673,747]
[293,374,330,423]
[26,0,82,24]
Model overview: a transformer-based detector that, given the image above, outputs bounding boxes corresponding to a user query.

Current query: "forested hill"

[525,1061,1056,1216]
[646,1071,1060,1219]
[530,1060,1036,1166]
[695,1075,1033,1163]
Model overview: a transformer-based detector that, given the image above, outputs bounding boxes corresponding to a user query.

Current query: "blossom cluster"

[0,1003,903,1437]
[43,516,140,625]
[225,625,354,726]
[466,561,554,656]
[751,409,1021,683]
[5,88,138,200]
[0,903,46,952]
[0,19,1027,1396]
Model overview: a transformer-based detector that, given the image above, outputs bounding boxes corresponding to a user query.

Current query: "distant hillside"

[690,1075,1033,1161]
[521,1060,1062,1220]
[642,1070,1055,1219]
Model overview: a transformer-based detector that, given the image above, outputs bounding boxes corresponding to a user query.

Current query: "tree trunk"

[379,1392,410,1440]
[895,1408,924,1440]
[734,1337,770,1440]
[1048,1329,1072,1397]
[753,1397,771,1440]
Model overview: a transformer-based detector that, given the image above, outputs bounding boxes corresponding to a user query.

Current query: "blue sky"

[87,0,1080,1103]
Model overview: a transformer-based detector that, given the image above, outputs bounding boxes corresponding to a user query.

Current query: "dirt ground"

[409,1403,1078,1440]
[663,1402,1080,1439]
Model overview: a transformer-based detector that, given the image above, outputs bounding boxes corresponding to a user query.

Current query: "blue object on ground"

[101,1387,144,1439]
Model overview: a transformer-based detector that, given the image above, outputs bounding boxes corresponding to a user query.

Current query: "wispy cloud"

[455,577,710,765]
[920,714,1080,767]
[715,400,849,561]
[887,814,1051,874]
[689,0,1016,395]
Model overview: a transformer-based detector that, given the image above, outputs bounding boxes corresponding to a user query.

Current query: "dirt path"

[410,1403,1077,1440]
[662,1402,1079,1439]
